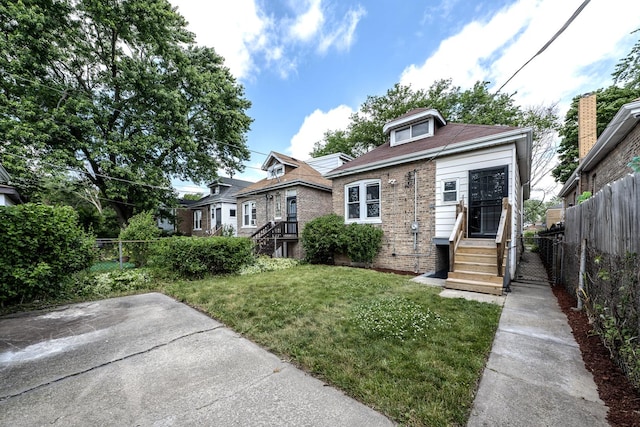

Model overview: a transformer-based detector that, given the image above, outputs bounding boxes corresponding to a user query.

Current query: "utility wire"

[496,0,591,93]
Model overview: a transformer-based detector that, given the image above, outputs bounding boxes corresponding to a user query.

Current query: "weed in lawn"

[353,297,448,341]
[163,265,501,426]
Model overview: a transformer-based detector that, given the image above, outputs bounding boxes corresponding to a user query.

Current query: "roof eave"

[236,179,331,197]
[326,129,531,179]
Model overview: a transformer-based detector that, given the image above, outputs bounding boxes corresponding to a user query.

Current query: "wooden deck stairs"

[444,198,511,296]
[445,239,505,295]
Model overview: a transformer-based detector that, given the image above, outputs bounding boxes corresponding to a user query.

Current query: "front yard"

[162,265,500,426]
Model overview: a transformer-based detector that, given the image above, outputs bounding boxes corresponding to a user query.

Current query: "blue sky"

[170,0,640,193]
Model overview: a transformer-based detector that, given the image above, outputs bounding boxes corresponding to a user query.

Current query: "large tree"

[0,0,252,224]
[312,79,559,196]
[312,80,525,158]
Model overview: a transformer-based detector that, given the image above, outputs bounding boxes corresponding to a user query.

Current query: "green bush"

[523,230,536,246]
[345,223,384,264]
[301,214,347,264]
[0,203,95,305]
[154,236,254,278]
[302,214,384,265]
[119,211,161,266]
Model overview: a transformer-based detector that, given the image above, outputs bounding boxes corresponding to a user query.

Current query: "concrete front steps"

[445,239,505,296]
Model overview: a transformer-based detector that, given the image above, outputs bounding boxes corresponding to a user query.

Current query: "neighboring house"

[235,152,349,259]
[326,108,533,295]
[178,177,253,236]
[545,203,564,228]
[559,97,640,206]
[0,164,22,206]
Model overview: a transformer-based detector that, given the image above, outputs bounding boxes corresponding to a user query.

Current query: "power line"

[496,0,591,93]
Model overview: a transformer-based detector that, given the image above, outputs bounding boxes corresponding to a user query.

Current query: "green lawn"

[162,265,501,426]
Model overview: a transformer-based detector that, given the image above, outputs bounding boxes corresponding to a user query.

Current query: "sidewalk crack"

[0,326,224,402]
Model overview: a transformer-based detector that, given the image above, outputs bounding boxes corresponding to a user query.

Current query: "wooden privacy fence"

[563,173,640,255]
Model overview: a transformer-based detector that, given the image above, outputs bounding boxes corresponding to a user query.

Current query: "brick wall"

[176,206,193,235]
[331,160,437,274]
[589,124,640,193]
[237,185,333,259]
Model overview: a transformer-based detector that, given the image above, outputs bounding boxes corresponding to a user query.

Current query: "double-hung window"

[242,201,256,227]
[442,179,458,203]
[193,210,202,230]
[345,180,381,223]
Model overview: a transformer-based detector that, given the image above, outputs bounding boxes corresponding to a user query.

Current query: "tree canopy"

[312,79,559,196]
[312,80,526,158]
[552,30,640,184]
[0,0,252,224]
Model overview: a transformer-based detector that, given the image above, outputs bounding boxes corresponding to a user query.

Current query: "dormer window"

[391,119,433,146]
[268,164,285,179]
[212,186,220,195]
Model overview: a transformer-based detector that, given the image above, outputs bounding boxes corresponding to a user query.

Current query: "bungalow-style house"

[559,96,640,205]
[235,152,351,258]
[0,164,22,206]
[326,108,533,295]
[177,177,253,236]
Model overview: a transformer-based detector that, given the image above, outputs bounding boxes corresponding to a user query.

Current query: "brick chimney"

[578,93,597,161]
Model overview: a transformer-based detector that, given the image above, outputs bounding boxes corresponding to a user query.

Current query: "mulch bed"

[552,284,640,426]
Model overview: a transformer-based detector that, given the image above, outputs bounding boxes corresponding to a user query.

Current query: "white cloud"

[171,0,271,80]
[289,0,325,42]
[318,5,366,54]
[171,1,366,80]
[400,0,640,114]
[287,105,354,159]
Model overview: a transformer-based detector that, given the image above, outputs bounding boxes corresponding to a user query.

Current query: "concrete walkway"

[467,250,609,426]
[0,293,393,426]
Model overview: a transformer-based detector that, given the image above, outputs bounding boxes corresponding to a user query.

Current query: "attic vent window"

[391,119,432,146]
[268,164,285,179]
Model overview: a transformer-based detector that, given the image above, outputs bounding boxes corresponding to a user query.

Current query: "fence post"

[577,238,587,310]
[119,240,123,270]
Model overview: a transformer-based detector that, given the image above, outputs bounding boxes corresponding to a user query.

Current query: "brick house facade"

[236,152,343,259]
[326,108,532,277]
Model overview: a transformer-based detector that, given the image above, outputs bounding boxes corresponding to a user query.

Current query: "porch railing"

[495,197,511,277]
[250,221,298,255]
[448,200,466,272]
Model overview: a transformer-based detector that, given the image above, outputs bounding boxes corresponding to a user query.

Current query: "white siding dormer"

[267,164,285,179]
[390,118,433,147]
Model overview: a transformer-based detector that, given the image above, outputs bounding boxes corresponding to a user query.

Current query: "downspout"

[414,169,418,273]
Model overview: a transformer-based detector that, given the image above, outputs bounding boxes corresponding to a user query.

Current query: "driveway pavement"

[0,293,393,426]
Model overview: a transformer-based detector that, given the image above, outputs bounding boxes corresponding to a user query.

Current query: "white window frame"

[344,179,381,224]
[268,164,285,179]
[242,201,256,227]
[193,210,202,230]
[390,118,433,146]
[212,186,220,195]
[442,179,458,204]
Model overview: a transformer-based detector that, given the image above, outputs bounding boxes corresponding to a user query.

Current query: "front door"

[286,196,297,234]
[468,166,508,238]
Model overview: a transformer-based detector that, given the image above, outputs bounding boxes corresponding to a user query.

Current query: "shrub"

[301,214,347,264]
[523,230,536,246]
[344,223,384,264]
[154,236,254,278]
[119,211,161,266]
[0,203,95,305]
